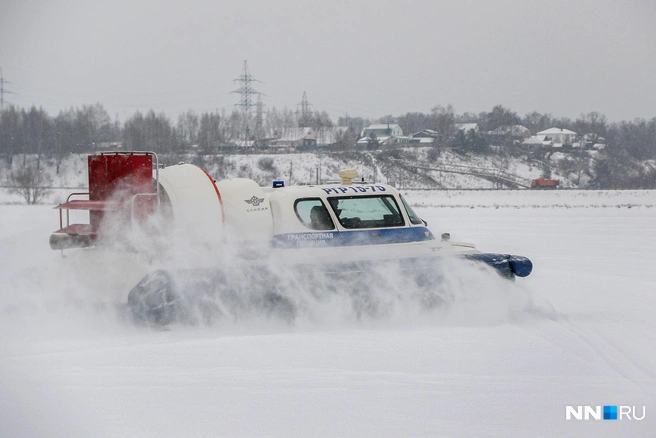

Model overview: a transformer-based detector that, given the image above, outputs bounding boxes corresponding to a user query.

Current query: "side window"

[295,199,335,231]
[400,195,423,225]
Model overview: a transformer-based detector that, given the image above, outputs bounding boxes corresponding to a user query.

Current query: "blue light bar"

[273,180,285,188]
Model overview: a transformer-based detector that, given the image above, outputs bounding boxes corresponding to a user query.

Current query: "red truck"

[530,179,560,189]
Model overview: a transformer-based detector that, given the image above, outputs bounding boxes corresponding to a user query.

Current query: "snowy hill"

[1,148,587,200]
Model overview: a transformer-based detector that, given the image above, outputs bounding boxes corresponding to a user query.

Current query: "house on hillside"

[269,127,317,149]
[410,129,440,145]
[356,123,409,147]
[521,136,545,148]
[581,133,607,150]
[455,123,480,134]
[360,123,403,138]
[487,125,531,143]
[537,127,577,146]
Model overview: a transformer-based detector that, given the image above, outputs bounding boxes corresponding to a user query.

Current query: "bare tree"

[482,105,521,132]
[522,111,554,134]
[8,165,52,204]
[431,105,456,145]
[176,109,200,149]
[0,105,24,166]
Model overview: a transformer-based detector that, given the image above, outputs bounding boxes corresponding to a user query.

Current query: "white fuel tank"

[216,178,273,244]
[158,165,273,247]
[158,163,224,245]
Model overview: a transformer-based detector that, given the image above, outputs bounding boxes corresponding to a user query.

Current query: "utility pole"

[231,61,263,146]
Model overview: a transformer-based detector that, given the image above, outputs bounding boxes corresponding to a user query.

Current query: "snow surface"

[404,189,656,209]
[1,190,655,437]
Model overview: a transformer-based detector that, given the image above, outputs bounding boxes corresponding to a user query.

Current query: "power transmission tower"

[0,67,15,111]
[231,60,263,145]
[296,91,312,126]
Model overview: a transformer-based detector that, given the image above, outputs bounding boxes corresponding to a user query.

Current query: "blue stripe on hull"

[309,253,532,279]
[273,227,435,248]
[464,253,533,278]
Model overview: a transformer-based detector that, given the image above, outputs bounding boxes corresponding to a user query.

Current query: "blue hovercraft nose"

[509,256,533,277]
[463,253,533,279]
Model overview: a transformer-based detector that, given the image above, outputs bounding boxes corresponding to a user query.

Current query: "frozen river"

[1,191,655,437]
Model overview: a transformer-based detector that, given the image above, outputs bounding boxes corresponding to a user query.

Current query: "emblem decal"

[245,195,265,207]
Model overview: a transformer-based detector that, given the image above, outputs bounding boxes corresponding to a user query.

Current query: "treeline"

[0,103,335,165]
[1,102,655,188]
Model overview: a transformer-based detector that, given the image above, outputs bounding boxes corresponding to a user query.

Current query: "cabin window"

[294,198,335,231]
[400,195,423,225]
[327,195,404,229]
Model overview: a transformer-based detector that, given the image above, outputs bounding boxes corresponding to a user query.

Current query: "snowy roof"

[365,124,401,130]
[455,123,479,132]
[234,140,255,148]
[274,127,316,141]
[582,133,606,142]
[490,125,530,136]
[522,136,543,145]
[411,129,439,138]
[356,136,391,144]
[537,127,577,135]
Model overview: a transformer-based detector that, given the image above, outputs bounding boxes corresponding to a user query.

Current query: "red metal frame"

[88,153,154,229]
[52,152,159,248]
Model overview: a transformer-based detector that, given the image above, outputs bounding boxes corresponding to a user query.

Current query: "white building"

[521,136,544,147]
[455,123,480,133]
[488,125,531,140]
[536,127,577,145]
[357,124,409,146]
[268,127,317,149]
[360,124,403,138]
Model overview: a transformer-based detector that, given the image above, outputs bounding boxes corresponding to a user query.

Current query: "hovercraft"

[51,151,532,324]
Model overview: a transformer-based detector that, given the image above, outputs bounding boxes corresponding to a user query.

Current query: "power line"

[0,62,388,121]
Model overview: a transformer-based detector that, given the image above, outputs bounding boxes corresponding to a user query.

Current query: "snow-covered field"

[1,190,655,437]
[405,188,656,209]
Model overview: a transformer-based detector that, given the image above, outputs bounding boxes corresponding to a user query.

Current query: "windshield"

[327,195,404,229]
[400,195,423,225]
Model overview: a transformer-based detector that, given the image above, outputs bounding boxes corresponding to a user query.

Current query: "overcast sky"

[1,0,655,123]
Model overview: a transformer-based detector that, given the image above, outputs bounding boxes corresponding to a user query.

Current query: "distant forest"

[0,103,655,189]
